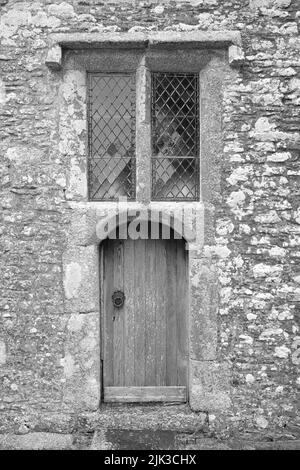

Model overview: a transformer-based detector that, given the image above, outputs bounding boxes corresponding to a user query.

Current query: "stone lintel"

[46,31,243,70]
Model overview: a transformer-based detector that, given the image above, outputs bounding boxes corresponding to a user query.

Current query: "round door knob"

[112,290,125,308]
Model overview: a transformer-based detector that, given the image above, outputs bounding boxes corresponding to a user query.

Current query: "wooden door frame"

[99,236,190,404]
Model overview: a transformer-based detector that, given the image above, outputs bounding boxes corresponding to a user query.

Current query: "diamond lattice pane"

[88,74,136,200]
[151,72,199,200]
[152,157,199,200]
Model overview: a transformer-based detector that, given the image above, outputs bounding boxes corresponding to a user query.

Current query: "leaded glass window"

[151,72,199,201]
[87,70,200,201]
[88,73,136,201]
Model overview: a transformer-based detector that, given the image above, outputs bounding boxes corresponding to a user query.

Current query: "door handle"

[112,290,125,309]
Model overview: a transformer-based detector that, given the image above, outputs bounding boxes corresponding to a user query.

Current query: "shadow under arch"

[96,208,194,246]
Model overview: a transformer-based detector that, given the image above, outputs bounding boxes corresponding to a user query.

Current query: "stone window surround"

[46,31,244,71]
[49,31,242,412]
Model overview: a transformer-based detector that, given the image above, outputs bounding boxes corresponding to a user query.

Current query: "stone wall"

[0,0,299,438]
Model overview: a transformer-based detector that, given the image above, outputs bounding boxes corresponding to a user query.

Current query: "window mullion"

[135,57,152,204]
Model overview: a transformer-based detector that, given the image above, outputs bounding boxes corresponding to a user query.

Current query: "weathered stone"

[0,340,6,365]
[228,45,245,68]
[255,416,269,429]
[190,361,232,411]
[0,7,30,38]
[250,0,291,9]
[0,433,73,450]
[274,346,291,358]
[46,30,242,53]
[63,245,99,313]
[45,45,62,71]
[267,152,290,162]
[253,263,283,278]
[48,2,75,19]
[61,312,100,411]
[0,78,6,109]
[190,261,218,360]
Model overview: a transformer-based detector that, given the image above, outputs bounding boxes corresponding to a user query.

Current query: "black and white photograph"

[0,0,299,453]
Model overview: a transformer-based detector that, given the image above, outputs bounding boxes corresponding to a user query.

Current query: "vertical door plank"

[155,239,167,386]
[176,240,188,386]
[165,239,178,386]
[103,240,115,386]
[145,239,156,385]
[123,239,135,385]
[113,240,125,386]
[134,239,146,386]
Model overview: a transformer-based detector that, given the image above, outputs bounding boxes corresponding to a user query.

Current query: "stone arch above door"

[94,209,194,247]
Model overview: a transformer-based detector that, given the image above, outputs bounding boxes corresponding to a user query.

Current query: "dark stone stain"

[106,429,177,450]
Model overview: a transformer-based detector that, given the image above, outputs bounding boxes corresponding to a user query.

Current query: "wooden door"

[101,236,188,403]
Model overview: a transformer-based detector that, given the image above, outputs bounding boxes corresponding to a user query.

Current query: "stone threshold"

[0,404,207,435]
[89,403,208,432]
[87,404,208,449]
[0,404,209,450]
